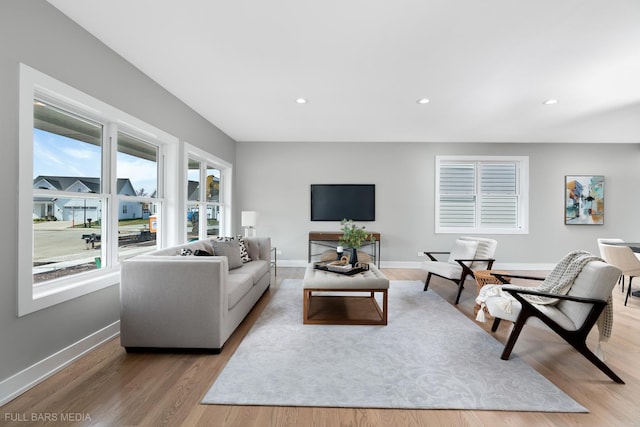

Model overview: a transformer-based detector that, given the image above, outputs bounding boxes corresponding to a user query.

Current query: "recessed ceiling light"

[296,98,308,104]
[416,98,430,104]
[542,99,558,105]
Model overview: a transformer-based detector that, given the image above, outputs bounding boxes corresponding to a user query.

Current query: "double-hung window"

[19,64,177,315]
[185,143,232,241]
[435,155,529,234]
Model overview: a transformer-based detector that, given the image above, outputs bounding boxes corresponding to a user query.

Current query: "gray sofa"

[120,236,271,353]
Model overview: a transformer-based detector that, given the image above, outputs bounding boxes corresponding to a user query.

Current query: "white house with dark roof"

[33,176,142,222]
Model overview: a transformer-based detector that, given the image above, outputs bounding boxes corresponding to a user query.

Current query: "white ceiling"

[47,0,640,143]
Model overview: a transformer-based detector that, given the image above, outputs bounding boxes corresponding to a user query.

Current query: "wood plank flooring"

[1,268,639,426]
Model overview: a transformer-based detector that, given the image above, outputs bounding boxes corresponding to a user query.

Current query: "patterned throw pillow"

[213,236,251,262]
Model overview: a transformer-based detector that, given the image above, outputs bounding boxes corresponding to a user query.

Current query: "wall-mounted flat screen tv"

[310,184,375,221]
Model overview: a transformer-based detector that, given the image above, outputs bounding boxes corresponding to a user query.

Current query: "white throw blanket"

[475,250,614,359]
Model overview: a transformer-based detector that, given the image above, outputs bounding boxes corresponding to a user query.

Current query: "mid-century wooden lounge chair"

[421,236,497,304]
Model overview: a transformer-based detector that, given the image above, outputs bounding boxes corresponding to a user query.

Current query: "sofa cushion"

[227,272,253,309]
[230,260,269,284]
[210,240,243,269]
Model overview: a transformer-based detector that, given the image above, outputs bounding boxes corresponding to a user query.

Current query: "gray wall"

[0,1,235,382]
[236,141,640,266]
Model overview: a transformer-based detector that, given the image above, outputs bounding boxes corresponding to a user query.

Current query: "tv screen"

[310,184,375,221]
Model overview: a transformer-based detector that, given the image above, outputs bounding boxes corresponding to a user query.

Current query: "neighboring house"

[33,176,143,222]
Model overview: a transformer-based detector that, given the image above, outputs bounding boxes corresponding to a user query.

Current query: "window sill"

[19,269,120,316]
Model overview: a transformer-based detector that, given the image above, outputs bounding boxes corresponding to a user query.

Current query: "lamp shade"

[241,211,257,227]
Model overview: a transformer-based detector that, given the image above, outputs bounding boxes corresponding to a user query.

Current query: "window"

[185,144,231,241]
[435,156,529,234]
[19,64,178,315]
[116,131,160,260]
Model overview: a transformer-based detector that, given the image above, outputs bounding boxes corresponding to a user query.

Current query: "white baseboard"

[277,259,555,271]
[0,321,120,407]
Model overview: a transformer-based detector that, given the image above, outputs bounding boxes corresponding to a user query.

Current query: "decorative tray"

[313,261,369,276]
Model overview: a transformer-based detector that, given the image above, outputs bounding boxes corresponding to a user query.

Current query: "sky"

[33,129,157,195]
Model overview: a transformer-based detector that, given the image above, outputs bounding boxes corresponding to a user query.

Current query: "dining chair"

[597,238,625,292]
[600,243,640,306]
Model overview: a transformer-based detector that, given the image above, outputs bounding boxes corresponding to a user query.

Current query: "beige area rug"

[202,280,586,412]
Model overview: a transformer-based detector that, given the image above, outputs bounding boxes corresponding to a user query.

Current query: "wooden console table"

[308,231,381,267]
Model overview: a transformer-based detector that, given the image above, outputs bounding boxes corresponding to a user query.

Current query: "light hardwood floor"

[2,268,639,426]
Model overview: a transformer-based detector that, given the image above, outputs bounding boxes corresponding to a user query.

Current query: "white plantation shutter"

[436,157,527,233]
[439,163,475,227]
[480,163,518,227]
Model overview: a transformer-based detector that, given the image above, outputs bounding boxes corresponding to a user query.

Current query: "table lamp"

[241,211,257,237]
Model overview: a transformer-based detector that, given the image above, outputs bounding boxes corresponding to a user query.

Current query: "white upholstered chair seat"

[484,292,576,330]
[420,261,463,279]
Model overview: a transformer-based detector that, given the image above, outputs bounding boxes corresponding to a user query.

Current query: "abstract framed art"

[565,175,604,225]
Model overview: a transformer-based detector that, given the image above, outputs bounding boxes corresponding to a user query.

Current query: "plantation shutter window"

[480,163,518,227]
[439,163,475,228]
[436,156,528,234]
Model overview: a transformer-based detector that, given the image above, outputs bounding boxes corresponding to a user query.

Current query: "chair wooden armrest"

[422,251,450,262]
[454,258,496,275]
[490,272,545,284]
[502,287,607,306]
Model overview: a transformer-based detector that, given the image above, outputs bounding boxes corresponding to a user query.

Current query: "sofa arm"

[120,256,228,349]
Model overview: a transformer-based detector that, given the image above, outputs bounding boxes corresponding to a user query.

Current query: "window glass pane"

[206,167,220,202]
[33,101,102,189]
[187,204,199,241]
[117,132,158,198]
[188,159,201,201]
[33,197,102,284]
[118,200,158,259]
[206,204,221,237]
[32,101,104,283]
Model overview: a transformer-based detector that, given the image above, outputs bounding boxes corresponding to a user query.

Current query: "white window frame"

[183,143,232,241]
[435,155,529,234]
[18,64,178,316]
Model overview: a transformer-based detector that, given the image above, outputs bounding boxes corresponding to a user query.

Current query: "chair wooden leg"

[490,317,502,332]
[572,341,625,384]
[454,281,464,305]
[625,276,633,306]
[500,310,532,360]
[423,273,432,291]
[453,272,469,305]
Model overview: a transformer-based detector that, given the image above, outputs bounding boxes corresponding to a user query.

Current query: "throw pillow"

[180,248,194,256]
[213,236,251,262]
[447,239,478,265]
[210,240,244,269]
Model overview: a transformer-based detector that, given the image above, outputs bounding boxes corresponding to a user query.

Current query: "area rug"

[202,280,586,412]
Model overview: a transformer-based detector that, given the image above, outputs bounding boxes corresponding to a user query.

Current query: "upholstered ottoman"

[302,263,389,325]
